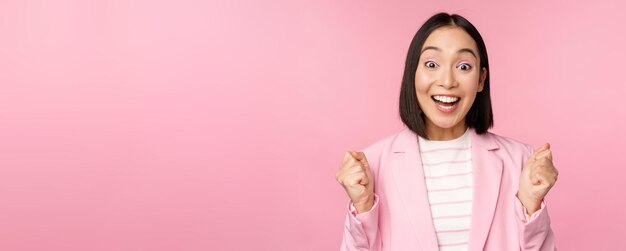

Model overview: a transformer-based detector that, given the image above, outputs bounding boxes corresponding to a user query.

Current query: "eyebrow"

[420,46,478,59]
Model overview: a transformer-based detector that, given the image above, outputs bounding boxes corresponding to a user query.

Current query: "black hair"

[399,12,493,139]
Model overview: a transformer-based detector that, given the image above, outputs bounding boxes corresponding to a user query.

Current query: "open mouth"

[431,95,460,112]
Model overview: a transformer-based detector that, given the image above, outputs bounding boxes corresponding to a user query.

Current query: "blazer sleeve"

[340,194,382,251]
[515,144,557,251]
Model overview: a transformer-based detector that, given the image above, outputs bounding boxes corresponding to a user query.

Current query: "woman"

[335,13,558,251]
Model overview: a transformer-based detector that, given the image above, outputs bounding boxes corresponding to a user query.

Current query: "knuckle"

[335,173,344,181]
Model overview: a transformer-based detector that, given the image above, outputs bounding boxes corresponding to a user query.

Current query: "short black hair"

[399,12,493,139]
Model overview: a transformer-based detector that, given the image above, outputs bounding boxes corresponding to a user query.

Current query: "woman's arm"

[337,144,382,251]
[516,143,558,250]
[514,196,556,250]
[340,194,382,251]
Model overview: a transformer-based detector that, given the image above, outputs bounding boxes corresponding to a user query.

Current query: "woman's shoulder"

[358,128,411,164]
[483,130,534,158]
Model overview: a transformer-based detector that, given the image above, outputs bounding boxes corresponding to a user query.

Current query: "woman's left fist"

[517,143,559,213]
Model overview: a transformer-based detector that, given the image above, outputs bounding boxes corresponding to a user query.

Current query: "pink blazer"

[340,127,556,251]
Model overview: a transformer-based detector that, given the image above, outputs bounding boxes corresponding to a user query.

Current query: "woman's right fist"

[335,151,375,213]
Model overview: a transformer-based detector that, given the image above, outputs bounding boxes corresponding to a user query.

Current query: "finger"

[531,144,551,160]
[539,164,558,184]
[535,149,553,161]
[337,160,359,179]
[343,151,362,167]
[359,173,369,185]
[533,162,550,172]
[342,151,353,164]
[546,173,557,186]
[535,158,556,172]
[351,151,370,168]
[344,172,368,186]
[350,151,364,161]
[533,158,552,167]
[533,143,550,155]
[536,172,556,188]
[346,163,366,174]
[532,172,547,186]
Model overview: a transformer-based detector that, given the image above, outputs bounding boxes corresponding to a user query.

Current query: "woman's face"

[415,26,487,135]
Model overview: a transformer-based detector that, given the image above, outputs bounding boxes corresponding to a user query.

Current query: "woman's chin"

[428,119,463,130]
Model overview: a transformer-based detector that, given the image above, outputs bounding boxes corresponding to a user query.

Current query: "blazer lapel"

[390,128,502,251]
[467,128,502,251]
[390,129,439,250]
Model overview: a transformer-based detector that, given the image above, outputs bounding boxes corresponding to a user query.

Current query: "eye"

[424,61,438,68]
[458,63,472,71]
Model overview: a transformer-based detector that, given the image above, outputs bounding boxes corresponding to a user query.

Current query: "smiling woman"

[399,14,492,142]
[335,12,558,251]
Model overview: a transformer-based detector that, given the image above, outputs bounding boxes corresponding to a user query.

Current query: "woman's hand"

[336,151,375,213]
[517,143,559,215]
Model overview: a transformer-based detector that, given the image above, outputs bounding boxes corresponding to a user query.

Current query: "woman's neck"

[425,122,468,141]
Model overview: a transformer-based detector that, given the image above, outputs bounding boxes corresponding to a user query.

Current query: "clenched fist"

[517,143,559,215]
[336,151,375,213]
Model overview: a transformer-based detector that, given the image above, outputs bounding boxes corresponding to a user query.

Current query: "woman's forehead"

[422,26,478,54]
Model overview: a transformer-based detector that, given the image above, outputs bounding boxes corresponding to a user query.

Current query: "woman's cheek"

[457,72,480,86]
[414,71,433,90]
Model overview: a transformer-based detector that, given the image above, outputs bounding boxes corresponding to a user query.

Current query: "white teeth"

[433,95,459,103]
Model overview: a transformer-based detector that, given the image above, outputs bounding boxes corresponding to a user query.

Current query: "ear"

[478,67,487,92]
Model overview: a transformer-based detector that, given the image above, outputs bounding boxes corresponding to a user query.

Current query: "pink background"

[1,0,625,250]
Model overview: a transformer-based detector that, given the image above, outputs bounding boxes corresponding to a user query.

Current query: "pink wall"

[1,0,624,250]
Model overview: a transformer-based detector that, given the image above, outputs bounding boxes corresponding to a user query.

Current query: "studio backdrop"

[1,0,625,250]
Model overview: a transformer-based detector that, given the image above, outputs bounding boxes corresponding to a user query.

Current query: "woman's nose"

[439,67,457,89]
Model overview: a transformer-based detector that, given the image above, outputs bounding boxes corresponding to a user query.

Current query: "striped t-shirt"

[417,128,472,251]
